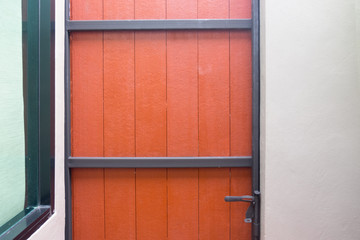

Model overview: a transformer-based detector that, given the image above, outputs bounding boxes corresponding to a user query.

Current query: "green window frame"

[0,0,54,239]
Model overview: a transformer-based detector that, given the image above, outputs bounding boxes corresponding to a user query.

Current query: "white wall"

[28,0,65,239]
[261,0,360,239]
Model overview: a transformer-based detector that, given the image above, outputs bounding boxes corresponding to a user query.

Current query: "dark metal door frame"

[64,0,260,238]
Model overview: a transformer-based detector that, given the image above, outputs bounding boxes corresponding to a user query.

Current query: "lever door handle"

[224,195,254,202]
[224,191,260,223]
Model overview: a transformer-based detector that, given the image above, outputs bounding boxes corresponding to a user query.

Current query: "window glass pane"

[0,0,25,226]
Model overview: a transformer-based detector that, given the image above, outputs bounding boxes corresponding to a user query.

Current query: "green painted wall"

[0,0,25,226]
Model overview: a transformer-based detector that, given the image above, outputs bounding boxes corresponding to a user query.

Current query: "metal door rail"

[68,156,252,168]
[66,19,252,31]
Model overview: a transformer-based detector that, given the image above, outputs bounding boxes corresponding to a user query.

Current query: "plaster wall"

[261,0,360,239]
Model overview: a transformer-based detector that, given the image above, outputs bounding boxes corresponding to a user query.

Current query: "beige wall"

[261,0,360,239]
[30,0,360,239]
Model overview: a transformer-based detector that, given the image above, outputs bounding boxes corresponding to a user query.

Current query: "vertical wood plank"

[135,32,167,157]
[71,169,104,240]
[198,31,230,157]
[135,0,165,19]
[230,168,252,240]
[167,35,198,155]
[198,0,229,19]
[167,1,199,239]
[70,0,103,20]
[199,168,230,240]
[103,32,135,156]
[198,31,231,239]
[103,1,136,239]
[167,168,198,240]
[230,0,252,19]
[167,0,197,19]
[198,0,230,157]
[198,1,231,240]
[136,169,168,240]
[104,169,136,240]
[104,0,134,20]
[230,31,252,156]
[135,2,167,240]
[134,0,166,156]
[71,0,104,239]
[71,32,104,157]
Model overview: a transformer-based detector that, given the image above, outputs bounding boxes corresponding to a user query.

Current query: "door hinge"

[224,190,260,223]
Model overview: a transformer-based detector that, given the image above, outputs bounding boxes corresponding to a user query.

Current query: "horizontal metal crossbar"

[66,19,252,31]
[67,156,252,168]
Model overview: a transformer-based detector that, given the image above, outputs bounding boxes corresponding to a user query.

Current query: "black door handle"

[224,195,254,202]
[224,191,260,223]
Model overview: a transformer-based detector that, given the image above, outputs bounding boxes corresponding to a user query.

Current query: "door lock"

[225,190,260,223]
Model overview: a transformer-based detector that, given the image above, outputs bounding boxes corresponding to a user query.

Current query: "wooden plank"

[230,168,252,240]
[230,0,252,19]
[135,2,167,240]
[230,31,252,156]
[198,0,229,19]
[72,169,104,240]
[103,32,135,156]
[70,0,103,20]
[167,31,198,156]
[104,169,136,240]
[104,0,134,20]
[135,31,167,157]
[198,1,231,240]
[167,1,199,239]
[136,169,167,240]
[135,0,165,20]
[71,0,104,239]
[167,0,197,19]
[103,2,136,239]
[199,168,230,240]
[70,33,103,157]
[198,30,230,157]
[168,168,198,240]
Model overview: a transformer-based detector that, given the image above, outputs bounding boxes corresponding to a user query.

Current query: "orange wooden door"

[70,0,253,239]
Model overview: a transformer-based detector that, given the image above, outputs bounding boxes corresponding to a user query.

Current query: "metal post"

[251,0,261,239]
[64,0,72,239]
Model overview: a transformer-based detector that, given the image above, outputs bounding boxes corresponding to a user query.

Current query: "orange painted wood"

[230,168,252,240]
[136,169,167,240]
[104,169,136,240]
[70,0,103,20]
[71,1,104,239]
[104,0,134,20]
[230,31,252,156]
[167,31,198,156]
[103,2,136,239]
[103,32,135,156]
[135,31,167,157]
[72,169,105,240]
[135,0,165,19]
[167,0,197,19]
[198,31,230,156]
[198,2,231,240]
[168,169,198,240]
[134,2,168,240]
[71,32,103,157]
[167,1,199,239]
[199,168,230,240]
[70,1,254,239]
[230,0,252,19]
[198,0,229,19]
